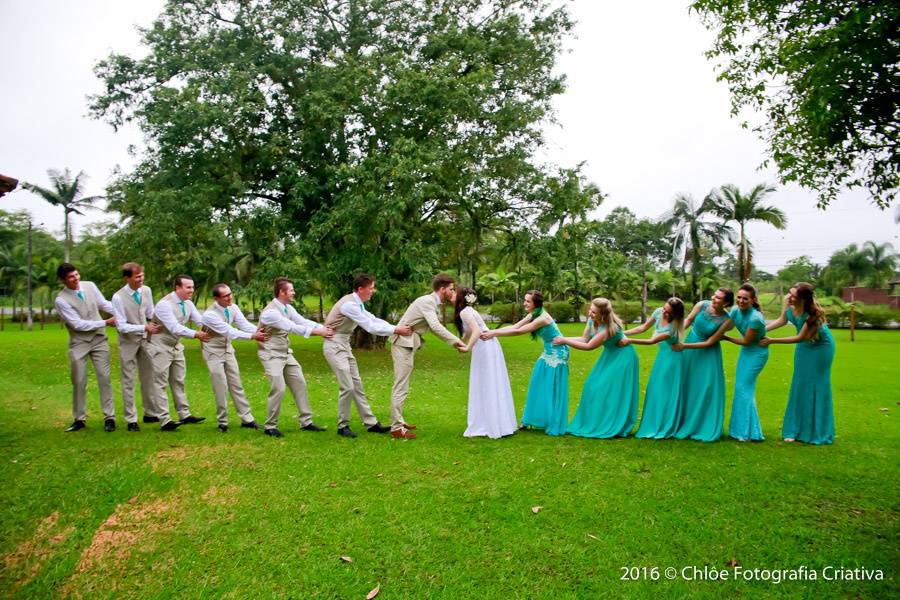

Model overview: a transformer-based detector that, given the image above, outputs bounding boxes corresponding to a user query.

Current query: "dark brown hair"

[738,283,761,311]
[173,274,193,289]
[453,286,476,335]
[352,272,375,291]
[794,282,826,331]
[56,262,77,280]
[274,277,292,298]
[122,262,143,278]
[431,273,455,292]
[212,283,230,297]
[717,287,735,308]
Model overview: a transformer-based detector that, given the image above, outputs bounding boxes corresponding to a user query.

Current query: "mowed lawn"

[0,324,897,599]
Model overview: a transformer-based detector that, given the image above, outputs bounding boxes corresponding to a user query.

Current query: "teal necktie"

[178,300,186,317]
[282,305,288,315]
[358,302,365,311]
[224,307,230,322]
[75,290,84,301]
[132,290,141,305]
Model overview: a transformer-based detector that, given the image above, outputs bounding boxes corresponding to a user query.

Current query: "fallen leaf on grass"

[727,558,740,568]
[561,462,567,468]
[340,556,353,563]
[587,533,599,541]
[531,506,542,514]
[452,461,460,465]
[879,408,888,412]
[366,584,381,599]
[376,473,384,478]
[328,482,337,488]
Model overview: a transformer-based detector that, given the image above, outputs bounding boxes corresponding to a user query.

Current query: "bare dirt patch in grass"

[2,511,74,589]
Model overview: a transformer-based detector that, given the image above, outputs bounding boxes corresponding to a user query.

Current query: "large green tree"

[92,0,581,315]
[691,0,900,208]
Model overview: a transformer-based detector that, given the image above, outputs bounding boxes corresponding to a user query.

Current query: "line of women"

[453,282,835,445]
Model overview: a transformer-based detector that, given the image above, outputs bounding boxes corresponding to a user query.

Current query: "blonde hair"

[590,297,622,337]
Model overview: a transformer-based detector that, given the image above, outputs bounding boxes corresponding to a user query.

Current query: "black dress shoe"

[179,415,206,424]
[65,420,86,432]
[367,422,391,434]
[160,421,180,431]
[240,421,262,430]
[104,418,116,432]
[218,424,228,433]
[337,426,357,438]
[142,415,160,423]
[302,423,326,432]
[264,428,283,437]
[127,422,140,432]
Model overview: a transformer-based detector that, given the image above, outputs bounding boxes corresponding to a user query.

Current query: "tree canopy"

[91,0,599,308]
[691,0,900,208]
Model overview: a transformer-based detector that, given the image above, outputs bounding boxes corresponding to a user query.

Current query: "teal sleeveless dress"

[521,318,570,436]
[635,307,683,439]
[566,323,639,438]
[782,308,835,444]
[674,301,729,442]
[728,306,768,441]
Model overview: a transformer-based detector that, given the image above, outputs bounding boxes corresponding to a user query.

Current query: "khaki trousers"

[323,336,378,428]
[259,351,313,430]
[149,345,192,425]
[69,335,114,421]
[203,349,254,426]
[118,338,157,423]
[390,344,417,431]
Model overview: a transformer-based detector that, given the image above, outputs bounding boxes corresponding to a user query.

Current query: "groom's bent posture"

[323,272,412,437]
[388,274,466,439]
[54,263,117,432]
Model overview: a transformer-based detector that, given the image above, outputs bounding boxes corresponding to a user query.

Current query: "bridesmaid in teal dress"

[673,288,734,442]
[761,282,835,444]
[621,297,686,439]
[723,284,768,441]
[553,298,639,438]
[481,290,569,436]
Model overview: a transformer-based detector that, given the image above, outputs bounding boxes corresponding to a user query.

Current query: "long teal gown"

[521,318,570,436]
[674,300,730,442]
[567,323,639,438]
[728,306,768,441]
[635,307,683,439]
[781,308,835,444]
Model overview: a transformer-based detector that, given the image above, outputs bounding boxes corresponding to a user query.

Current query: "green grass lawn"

[0,325,897,598]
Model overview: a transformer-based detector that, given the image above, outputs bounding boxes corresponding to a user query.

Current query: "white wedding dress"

[461,307,518,438]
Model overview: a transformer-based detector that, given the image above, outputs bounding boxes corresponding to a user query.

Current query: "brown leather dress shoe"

[402,423,417,430]
[391,429,416,439]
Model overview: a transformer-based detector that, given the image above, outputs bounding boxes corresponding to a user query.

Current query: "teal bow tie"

[132,290,141,305]
[178,300,186,317]
[75,290,85,301]
[224,307,230,321]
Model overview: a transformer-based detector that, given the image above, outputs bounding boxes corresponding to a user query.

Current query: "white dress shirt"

[112,284,155,335]
[202,303,257,340]
[259,299,320,337]
[55,281,113,331]
[154,293,203,338]
[340,292,396,337]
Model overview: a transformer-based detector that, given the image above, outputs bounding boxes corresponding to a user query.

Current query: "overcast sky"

[1,0,896,272]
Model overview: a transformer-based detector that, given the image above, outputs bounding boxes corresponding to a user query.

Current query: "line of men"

[56,262,467,439]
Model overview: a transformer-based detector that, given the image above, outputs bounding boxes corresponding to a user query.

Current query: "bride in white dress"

[453,287,518,438]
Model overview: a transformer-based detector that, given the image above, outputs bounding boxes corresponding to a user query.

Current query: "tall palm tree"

[830,243,873,286]
[711,183,786,282]
[22,169,103,262]
[863,241,898,288]
[663,192,735,302]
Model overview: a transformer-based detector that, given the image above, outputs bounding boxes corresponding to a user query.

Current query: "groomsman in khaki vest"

[257,277,333,437]
[388,274,467,439]
[54,263,117,432]
[201,283,267,433]
[323,273,412,438]
[111,262,160,431]
[147,274,210,430]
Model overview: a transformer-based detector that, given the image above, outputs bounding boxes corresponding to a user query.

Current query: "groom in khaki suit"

[389,274,467,439]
